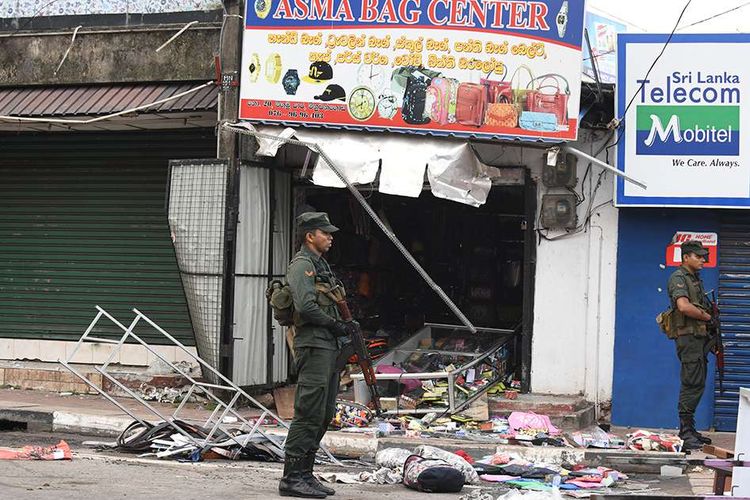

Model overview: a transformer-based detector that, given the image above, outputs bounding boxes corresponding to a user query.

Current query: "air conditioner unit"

[542,153,577,188]
[540,194,577,229]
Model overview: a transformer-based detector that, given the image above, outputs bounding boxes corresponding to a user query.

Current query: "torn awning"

[247,124,494,207]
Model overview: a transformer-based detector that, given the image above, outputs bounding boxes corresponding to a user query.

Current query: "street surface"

[0,431,711,499]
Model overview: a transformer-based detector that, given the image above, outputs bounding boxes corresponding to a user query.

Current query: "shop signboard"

[240,0,586,141]
[665,231,717,268]
[616,34,750,208]
[582,9,626,85]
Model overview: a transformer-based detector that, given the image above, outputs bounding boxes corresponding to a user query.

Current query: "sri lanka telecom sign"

[239,0,586,141]
[617,34,749,208]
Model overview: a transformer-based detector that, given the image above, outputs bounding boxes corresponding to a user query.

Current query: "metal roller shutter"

[0,130,216,345]
[716,218,750,431]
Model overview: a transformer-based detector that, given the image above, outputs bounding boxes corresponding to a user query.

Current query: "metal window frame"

[59,305,339,463]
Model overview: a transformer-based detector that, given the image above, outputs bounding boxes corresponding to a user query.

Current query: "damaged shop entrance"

[229,127,537,412]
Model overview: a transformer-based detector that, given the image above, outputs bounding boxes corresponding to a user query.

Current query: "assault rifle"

[706,290,725,393]
[329,286,382,416]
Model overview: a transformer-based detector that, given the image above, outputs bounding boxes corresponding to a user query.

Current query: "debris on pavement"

[626,429,683,453]
[0,440,72,460]
[403,453,466,493]
[570,426,625,449]
[111,419,284,462]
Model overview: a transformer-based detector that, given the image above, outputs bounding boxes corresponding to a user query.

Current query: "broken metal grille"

[167,160,228,374]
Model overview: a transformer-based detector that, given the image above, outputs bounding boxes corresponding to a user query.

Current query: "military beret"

[681,240,709,257]
[296,212,339,233]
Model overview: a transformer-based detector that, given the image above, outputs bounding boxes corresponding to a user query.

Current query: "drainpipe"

[590,223,605,422]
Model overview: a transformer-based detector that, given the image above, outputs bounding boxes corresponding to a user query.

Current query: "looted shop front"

[227,0,588,405]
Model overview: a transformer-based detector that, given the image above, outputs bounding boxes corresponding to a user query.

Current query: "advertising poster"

[617,34,750,208]
[582,10,626,84]
[665,232,718,268]
[240,0,586,141]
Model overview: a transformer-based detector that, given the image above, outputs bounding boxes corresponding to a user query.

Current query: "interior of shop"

[294,183,528,408]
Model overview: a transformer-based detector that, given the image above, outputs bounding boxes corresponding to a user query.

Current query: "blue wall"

[612,209,718,430]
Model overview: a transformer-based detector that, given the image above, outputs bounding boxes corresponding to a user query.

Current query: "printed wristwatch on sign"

[265,53,282,84]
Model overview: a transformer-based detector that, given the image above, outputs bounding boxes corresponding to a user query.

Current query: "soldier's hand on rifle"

[330,320,350,337]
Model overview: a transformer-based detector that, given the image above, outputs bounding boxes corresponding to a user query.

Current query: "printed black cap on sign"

[314,84,346,102]
[302,61,333,83]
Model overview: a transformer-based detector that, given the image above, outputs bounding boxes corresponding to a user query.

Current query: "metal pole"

[222,125,477,333]
[564,145,647,190]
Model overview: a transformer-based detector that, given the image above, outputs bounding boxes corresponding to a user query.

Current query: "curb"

[0,407,687,474]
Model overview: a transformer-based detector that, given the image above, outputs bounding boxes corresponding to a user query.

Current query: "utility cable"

[613,0,692,129]
[677,1,750,31]
[605,0,692,157]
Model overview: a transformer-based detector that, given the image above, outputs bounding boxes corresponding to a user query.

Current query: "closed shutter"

[0,130,215,345]
[716,218,750,430]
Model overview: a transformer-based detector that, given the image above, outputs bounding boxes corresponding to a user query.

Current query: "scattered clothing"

[0,440,72,460]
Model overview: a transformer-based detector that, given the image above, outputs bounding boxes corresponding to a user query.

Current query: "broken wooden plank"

[702,444,734,458]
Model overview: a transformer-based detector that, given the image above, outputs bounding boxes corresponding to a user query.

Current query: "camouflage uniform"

[279,212,343,499]
[667,264,710,417]
[666,240,713,449]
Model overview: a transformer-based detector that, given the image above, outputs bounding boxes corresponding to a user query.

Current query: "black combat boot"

[301,451,335,496]
[678,415,705,450]
[279,456,327,498]
[680,414,712,444]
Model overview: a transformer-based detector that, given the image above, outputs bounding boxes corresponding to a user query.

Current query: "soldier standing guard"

[279,212,351,498]
[667,240,714,450]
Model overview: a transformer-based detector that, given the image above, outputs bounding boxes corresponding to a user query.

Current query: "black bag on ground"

[402,454,464,493]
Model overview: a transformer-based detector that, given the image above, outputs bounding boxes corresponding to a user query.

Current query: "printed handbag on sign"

[456,83,486,127]
[485,103,519,128]
[508,64,535,109]
[480,68,512,104]
[391,66,442,104]
[525,73,570,126]
[426,77,459,124]
[519,111,557,132]
[402,76,431,125]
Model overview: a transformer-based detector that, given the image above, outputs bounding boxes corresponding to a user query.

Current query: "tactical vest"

[671,270,708,337]
[276,255,343,329]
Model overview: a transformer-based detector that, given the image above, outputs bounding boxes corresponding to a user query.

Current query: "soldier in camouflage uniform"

[667,240,714,450]
[279,212,351,498]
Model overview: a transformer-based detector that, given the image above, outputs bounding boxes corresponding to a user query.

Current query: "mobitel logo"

[636,105,739,156]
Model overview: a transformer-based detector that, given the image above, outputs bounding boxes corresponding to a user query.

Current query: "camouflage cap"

[296,212,339,233]
[681,240,709,257]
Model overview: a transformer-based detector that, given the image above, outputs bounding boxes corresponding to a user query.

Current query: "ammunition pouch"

[266,280,296,326]
[670,304,708,338]
[656,307,677,339]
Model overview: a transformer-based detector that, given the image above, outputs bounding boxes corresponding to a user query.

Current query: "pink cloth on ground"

[479,475,517,482]
[507,411,561,435]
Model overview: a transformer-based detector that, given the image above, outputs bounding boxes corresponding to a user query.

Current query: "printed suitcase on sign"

[455,83,486,127]
[425,77,459,125]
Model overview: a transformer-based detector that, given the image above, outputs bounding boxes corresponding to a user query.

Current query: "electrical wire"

[615,0,692,126]
[604,0,692,159]
[537,131,615,243]
[677,1,750,31]
[8,0,66,34]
